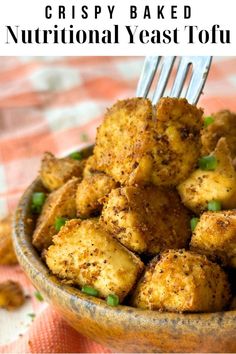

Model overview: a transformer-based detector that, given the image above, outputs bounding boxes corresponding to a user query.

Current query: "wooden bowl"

[12,149,236,353]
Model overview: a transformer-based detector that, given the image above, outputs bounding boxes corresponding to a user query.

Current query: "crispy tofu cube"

[0,215,17,265]
[201,110,236,159]
[150,97,203,186]
[190,210,236,267]
[0,281,25,310]
[131,250,231,313]
[178,138,236,214]
[45,219,144,301]
[94,97,203,186]
[101,186,191,254]
[32,177,79,251]
[76,174,117,217]
[40,152,85,191]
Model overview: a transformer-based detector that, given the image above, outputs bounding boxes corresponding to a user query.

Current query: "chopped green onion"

[208,200,222,211]
[69,151,83,160]
[80,133,89,142]
[106,294,119,307]
[198,156,217,171]
[54,217,67,232]
[34,291,44,302]
[32,192,46,206]
[190,217,199,232]
[204,116,214,127]
[31,192,46,213]
[28,313,36,320]
[81,285,99,297]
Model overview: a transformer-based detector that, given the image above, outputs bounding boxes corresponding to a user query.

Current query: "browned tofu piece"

[178,138,236,214]
[201,110,236,160]
[46,219,144,301]
[94,97,203,186]
[150,97,203,186]
[0,281,25,310]
[131,250,231,313]
[101,185,191,254]
[76,174,118,217]
[40,152,85,191]
[0,215,18,265]
[32,177,79,251]
[190,210,236,267]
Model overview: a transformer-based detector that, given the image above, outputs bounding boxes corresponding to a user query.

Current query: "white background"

[0,0,235,56]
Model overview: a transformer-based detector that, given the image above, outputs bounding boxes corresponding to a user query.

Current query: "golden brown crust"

[0,215,18,265]
[151,97,203,186]
[190,210,236,267]
[131,250,231,313]
[0,281,25,310]
[101,185,191,254]
[40,152,85,191]
[32,177,79,251]
[46,219,144,301]
[178,138,236,214]
[94,98,153,185]
[83,155,101,177]
[76,174,118,217]
[201,110,236,160]
[93,97,203,186]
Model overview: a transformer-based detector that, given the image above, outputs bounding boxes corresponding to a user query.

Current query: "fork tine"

[137,56,212,105]
[185,57,212,104]
[170,57,191,98]
[152,56,176,104]
[136,56,161,98]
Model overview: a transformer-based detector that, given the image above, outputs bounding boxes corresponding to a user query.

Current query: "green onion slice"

[31,192,46,213]
[204,116,214,127]
[208,200,222,211]
[190,217,199,232]
[106,294,119,307]
[80,133,89,142]
[69,151,83,160]
[54,217,67,232]
[28,313,36,320]
[34,291,44,302]
[81,285,99,297]
[198,155,217,171]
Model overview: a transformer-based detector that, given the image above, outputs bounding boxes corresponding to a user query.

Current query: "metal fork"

[136,56,212,105]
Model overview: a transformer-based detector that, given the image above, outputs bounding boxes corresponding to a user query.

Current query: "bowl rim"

[12,148,236,332]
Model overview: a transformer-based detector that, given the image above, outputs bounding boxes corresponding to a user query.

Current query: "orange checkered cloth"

[0,56,236,353]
